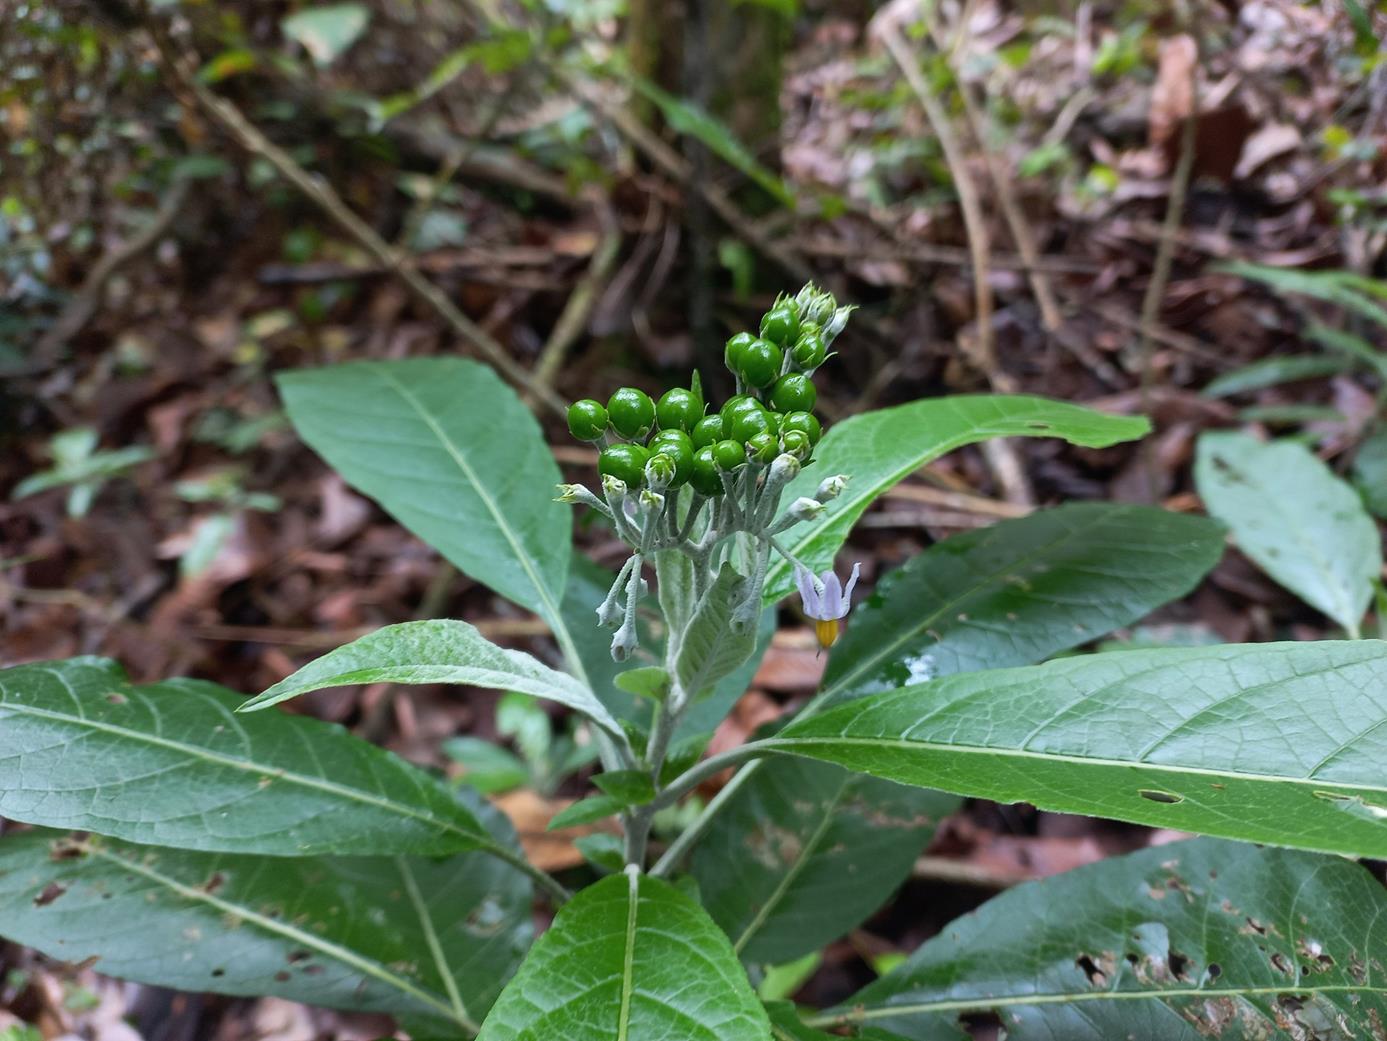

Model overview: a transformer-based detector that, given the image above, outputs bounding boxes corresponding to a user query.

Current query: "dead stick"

[533,198,622,390]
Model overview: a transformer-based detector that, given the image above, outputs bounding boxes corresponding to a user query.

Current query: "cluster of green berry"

[565,291,833,498]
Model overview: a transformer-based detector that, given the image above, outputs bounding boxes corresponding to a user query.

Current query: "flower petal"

[794,564,821,617]
[838,562,862,618]
[820,569,842,618]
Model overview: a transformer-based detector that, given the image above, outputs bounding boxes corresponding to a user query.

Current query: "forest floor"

[1,0,1385,1037]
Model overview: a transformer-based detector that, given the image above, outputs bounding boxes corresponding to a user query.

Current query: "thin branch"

[142,22,565,417]
[532,198,622,389]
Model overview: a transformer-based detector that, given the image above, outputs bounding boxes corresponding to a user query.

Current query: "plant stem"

[488,841,572,906]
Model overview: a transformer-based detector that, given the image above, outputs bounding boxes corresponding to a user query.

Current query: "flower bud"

[822,304,856,347]
[602,473,628,504]
[788,496,826,522]
[769,453,801,483]
[555,483,585,503]
[644,453,676,492]
[815,474,849,502]
[639,488,666,513]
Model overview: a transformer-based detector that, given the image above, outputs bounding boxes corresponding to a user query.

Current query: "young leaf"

[593,769,658,806]
[0,819,530,1033]
[0,658,492,857]
[817,838,1387,1039]
[1195,432,1381,633]
[281,3,370,66]
[822,503,1225,704]
[547,794,626,831]
[676,563,760,701]
[443,736,529,795]
[238,619,623,738]
[692,757,959,965]
[477,870,771,1040]
[278,360,573,642]
[764,396,1150,602]
[765,640,1387,858]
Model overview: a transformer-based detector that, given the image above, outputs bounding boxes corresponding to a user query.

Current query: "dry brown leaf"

[1148,34,1197,150]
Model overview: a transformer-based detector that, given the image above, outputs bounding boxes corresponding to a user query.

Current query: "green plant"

[1,286,1386,1038]
[11,427,153,517]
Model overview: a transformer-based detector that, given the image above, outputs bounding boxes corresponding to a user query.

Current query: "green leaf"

[477,870,772,1040]
[593,769,657,806]
[822,503,1225,704]
[1195,432,1381,633]
[765,396,1151,603]
[1202,354,1350,397]
[278,359,573,643]
[0,658,492,857]
[443,736,529,794]
[614,666,671,702]
[1220,261,1387,329]
[238,619,623,738]
[758,954,822,1003]
[1305,322,1387,382]
[766,1001,836,1041]
[766,640,1387,858]
[282,3,370,66]
[821,838,1387,1040]
[547,794,626,830]
[678,606,776,740]
[692,757,958,965]
[676,563,759,701]
[0,817,530,1034]
[630,77,793,207]
[1354,427,1387,520]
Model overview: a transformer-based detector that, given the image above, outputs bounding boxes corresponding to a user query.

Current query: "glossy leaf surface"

[0,658,491,857]
[822,503,1224,703]
[768,641,1387,857]
[478,870,771,1040]
[765,396,1149,602]
[819,838,1387,1040]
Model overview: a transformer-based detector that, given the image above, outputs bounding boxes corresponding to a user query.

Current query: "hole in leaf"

[1271,952,1294,975]
[33,882,67,907]
[1207,963,1222,979]
[1139,789,1184,804]
[1169,950,1191,981]
[211,968,225,978]
[958,1010,1006,1040]
[1076,955,1107,985]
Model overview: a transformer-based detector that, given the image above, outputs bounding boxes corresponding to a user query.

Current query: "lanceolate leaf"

[1354,426,1387,520]
[0,658,492,857]
[1195,432,1381,634]
[0,816,530,1033]
[766,641,1387,858]
[822,503,1225,703]
[278,360,575,651]
[692,757,959,965]
[676,563,760,701]
[810,838,1387,1040]
[477,870,771,1040]
[764,396,1150,602]
[239,619,623,737]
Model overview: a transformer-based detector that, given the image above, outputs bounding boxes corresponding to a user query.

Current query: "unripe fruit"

[720,394,763,427]
[769,373,817,413]
[713,438,747,472]
[780,410,822,445]
[607,387,656,439]
[760,304,800,347]
[656,387,702,433]
[746,430,778,463]
[691,414,726,450]
[724,331,756,374]
[648,430,695,485]
[736,337,783,389]
[690,446,723,496]
[730,407,773,443]
[780,428,812,461]
[791,330,826,370]
[599,443,650,487]
[567,399,608,442]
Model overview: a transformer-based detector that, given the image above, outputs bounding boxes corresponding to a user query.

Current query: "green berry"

[780,410,822,445]
[746,430,778,463]
[720,394,764,427]
[691,414,726,450]
[791,330,826,370]
[760,304,800,347]
[781,429,812,461]
[730,407,773,443]
[690,446,723,496]
[713,439,747,472]
[656,388,702,433]
[567,399,609,442]
[607,387,656,440]
[770,373,817,413]
[736,337,783,389]
[599,443,650,487]
[648,430,694,484]
[724,331,756,374]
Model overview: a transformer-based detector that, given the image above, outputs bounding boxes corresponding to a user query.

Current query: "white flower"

[794,562,861,650]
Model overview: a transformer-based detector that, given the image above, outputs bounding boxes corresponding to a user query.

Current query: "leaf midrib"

[812,981,1387,1025]
[82,841,467,1028]
[1,688,487,849]
[396,856,478,1033]
[617,870,639,1041]
[763,735,1387,796]
[374,369,591,687]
